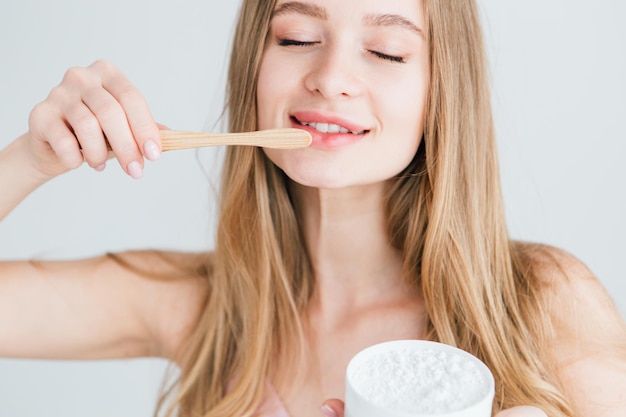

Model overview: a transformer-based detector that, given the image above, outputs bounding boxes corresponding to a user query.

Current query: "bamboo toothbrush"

[158,128,311,151]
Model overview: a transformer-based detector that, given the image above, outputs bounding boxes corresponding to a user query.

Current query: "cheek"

[379,75,427,149]
[370,74,427,176]
[256,50,297,130]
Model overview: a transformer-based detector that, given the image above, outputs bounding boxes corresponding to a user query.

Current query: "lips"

[295,120,367,135]
[288,111,371,149]
[290,112,370,136]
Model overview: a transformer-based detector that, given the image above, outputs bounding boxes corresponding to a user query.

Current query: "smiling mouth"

[291,116,369,135]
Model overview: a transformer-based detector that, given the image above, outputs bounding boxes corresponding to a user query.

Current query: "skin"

[0,0,625,416]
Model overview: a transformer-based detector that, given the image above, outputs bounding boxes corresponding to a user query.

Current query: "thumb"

[321,398,345,417]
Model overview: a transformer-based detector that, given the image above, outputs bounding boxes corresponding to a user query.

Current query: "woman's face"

[257,0,429,189]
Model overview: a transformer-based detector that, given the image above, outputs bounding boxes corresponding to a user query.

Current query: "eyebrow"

[272,2,423,37]
[363,13,424,37]
[272,1,327,19]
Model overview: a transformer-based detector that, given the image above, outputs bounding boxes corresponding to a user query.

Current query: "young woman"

[1,0,625,416]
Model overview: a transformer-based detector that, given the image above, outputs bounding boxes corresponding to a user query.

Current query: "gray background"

[0,0,624,415]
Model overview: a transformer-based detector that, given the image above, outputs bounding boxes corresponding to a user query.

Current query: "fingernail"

[320,405,337,417]
[143,140,160,161]
[127,161,143,179]
[94,163,106,172]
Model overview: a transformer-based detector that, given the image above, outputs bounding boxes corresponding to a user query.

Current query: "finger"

[47,128,85,171]
[29,102,83,170]
[496,406,548,417]
[51,67,111,170]
[81,85,144,178]
[90,60,161,162]
[62,99,109,169]
[321,399,344,417]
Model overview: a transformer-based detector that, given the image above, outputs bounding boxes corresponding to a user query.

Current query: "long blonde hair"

[159,0,576,416]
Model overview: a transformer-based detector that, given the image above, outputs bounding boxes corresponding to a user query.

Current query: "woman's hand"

[26,59,161,180]
[319,399,547,417]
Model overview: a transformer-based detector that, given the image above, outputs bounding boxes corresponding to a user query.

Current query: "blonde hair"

[159,0,576,416]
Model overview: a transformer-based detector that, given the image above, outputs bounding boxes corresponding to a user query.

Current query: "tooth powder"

[349,346,490,414]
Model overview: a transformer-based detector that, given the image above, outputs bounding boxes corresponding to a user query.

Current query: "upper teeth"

[301,121,364,135]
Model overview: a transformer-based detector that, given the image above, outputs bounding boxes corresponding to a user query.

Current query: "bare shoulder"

[521,243,624,341]
[520,243,626,415]
[518,242,594,285]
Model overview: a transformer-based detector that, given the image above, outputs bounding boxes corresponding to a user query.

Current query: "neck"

[290,181,406,314]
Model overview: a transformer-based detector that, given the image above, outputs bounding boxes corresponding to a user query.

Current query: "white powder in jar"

[349,347,489,414]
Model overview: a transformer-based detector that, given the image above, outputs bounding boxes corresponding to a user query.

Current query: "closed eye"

[278,39,406,63]
[369,50,406,64]
[278,38,319,47]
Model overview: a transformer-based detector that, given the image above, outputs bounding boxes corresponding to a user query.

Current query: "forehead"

[271,0,425,25]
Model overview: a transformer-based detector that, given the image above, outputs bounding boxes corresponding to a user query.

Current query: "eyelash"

[277,38,406,64]
[278,39,318,47]
[370,51,406,64]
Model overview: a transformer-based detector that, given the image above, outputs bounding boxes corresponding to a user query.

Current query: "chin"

[280,166,356,189]
[263,147,415,190]
[275,160,399,191]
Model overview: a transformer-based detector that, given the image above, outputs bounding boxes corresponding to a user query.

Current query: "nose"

[303,43,364,99]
